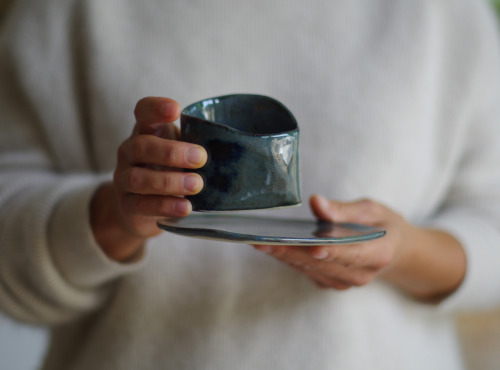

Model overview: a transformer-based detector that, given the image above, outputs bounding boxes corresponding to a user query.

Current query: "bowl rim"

[181,93,299,137]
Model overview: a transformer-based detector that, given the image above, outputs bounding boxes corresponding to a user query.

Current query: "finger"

[254,244,310,265]
[324,281,351,290]
[314,281,331,289]
[117,166,204,196]
[121,193,192,218]
[133,119,181,141]
[160,121,181,140]
[308,275,352,290]
[119,135,207,169]
[296,258,375,288]
[282,258,354,290]
[255,244,304,259]
[256,245,327,272]
[133,97,181,135]
[254,245,373,288]
[255,243,362,270]
[310,243,392,270]
[310,195,383,224]
[310,244,363,267]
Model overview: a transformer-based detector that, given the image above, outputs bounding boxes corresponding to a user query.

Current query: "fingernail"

[313,250,329,260]
[183,175,201,192]
[187,147,205,165]
[175,199,191,215]
[160,102,178,117]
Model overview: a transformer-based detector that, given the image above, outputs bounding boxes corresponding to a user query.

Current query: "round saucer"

[158,214,386,245]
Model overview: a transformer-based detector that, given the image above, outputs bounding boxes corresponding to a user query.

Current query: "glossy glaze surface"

[158,215,386,245]
[181,94,301,211]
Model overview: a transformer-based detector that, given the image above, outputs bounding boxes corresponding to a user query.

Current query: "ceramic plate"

[157,214,386,245]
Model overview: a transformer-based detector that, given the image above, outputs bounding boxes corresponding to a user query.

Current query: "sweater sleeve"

[0,2,146,325]
[432,105,500,313]
[430,1,500,312]
[0,173,146,325]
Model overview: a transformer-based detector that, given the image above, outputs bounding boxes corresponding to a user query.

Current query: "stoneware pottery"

[181,94,301,211]
[158,214,386,245]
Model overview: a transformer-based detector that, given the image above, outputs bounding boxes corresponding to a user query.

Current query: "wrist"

[380,224,420,279]
[90,182,147,262]
[380,226,466,302]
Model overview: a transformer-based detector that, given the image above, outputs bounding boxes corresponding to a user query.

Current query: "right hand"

[91,97,207,261]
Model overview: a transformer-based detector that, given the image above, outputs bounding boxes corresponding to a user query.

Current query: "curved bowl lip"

[181,93,299,137]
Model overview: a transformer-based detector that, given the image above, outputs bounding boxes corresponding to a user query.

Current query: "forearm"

[381,226,466,302]
[0,174,137,324]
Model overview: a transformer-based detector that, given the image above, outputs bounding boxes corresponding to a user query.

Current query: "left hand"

[254,195,415,290]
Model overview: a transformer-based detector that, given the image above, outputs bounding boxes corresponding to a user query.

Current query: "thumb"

[310,195,376,224]
[133,97,181,136]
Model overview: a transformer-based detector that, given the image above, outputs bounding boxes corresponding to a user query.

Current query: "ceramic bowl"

[181,94,301,211]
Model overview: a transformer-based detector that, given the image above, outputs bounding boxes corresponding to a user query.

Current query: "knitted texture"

[1,1,500,369]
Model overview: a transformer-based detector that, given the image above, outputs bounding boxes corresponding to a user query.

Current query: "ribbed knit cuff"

[429,210,500,313]
[49,175,147,290]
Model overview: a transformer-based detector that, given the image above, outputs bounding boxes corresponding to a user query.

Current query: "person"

[1,0,500,369]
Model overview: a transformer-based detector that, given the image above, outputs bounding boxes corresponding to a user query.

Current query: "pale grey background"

[1,0,48,368]
[0,313,47,370]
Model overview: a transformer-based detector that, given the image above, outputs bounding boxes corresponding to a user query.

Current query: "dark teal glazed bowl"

[181,94,301,211]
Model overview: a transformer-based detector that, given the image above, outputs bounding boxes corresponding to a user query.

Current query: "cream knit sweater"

[1,1,500,369]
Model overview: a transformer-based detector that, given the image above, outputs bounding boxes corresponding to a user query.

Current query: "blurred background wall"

[455,1,500,366]
[1,0,500,369]
[0,1,48,370]
[0,2,50,369]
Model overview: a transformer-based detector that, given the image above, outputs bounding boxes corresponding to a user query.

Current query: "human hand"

[254,195,465,300]
[91,97,207,261]
[254,195,415,290]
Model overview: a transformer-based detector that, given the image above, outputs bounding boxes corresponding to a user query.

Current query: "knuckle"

[162,142,180,165]
[130,137,148,161]
[344,254,361,268]
[358,198,386,222]
[160,174,173,192]
[134,97,149,117]
[156,198,173,215]
[125,167,142,192]
[163,122,180,140]
[117,141,128,162]
[325,248,338,261]
[360,198,376,211]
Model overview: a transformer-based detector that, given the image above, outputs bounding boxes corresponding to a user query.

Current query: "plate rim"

[157,214,386,245]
